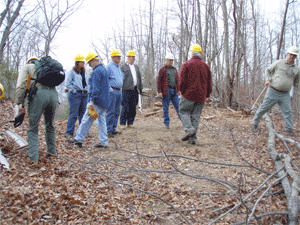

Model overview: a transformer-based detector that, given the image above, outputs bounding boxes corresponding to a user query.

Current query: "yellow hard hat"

[86,52,100,63]
[110,49,121,57]
[74,53,85,62]
[27,57,39,64]
[0,83,4,99]
[127,50,136,57]
[191,44,202,54]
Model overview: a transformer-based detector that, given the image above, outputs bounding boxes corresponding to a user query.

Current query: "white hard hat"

[165,53,174,60]
[286,46,299,56]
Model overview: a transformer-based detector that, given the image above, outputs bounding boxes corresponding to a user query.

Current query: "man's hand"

[265,80,270,87]
[158,93,163,98]
[178,91,181,96]
[18,104,25,115]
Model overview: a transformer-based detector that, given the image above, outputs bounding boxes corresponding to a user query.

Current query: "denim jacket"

[65,69,89,93]
[89,64,109,109]
[105,61,124,92]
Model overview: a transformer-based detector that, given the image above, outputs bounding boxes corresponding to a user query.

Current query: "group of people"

[13,44,299,164]
[64,49,143,149]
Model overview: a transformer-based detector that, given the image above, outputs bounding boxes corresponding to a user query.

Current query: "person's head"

[27,57,39,65]
[73,53,85,73]
[286,46,299,65]
[127,50,136,65]
[86,52,100,69]
[190,44,202,57]
[165,53,174,67]
[110,49,121,65]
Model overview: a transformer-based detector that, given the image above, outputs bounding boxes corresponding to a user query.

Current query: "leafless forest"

[0,0,299,108]
[1,0,300,224]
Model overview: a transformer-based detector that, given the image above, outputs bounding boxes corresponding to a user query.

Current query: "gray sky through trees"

[53,0,281,70]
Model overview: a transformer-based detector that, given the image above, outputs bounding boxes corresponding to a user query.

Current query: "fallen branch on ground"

[264,114,300,225]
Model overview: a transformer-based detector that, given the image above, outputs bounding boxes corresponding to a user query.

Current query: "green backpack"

[34,56,65,87]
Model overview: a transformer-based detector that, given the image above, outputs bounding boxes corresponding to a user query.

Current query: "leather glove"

[88,106,99,120]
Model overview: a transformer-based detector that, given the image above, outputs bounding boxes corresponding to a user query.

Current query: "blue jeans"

[66,92,88,136]
[106,89,122,133]
[120,88,139,125]
[162,88,181,126]
[75,103,108,146]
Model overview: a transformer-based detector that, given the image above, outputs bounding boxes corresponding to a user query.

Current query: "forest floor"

[1,98,300,224]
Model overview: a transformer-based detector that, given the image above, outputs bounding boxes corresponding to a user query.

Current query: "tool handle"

[252,86,267,107]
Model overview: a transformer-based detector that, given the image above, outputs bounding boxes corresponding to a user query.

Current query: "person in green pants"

[252,46,300,133]
[15,57,58,163]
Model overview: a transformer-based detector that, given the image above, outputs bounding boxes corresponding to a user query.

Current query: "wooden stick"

[251,86,267,110]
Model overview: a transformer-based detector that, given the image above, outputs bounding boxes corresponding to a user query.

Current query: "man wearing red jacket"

[157,53,181,129]
[179,44,212,145]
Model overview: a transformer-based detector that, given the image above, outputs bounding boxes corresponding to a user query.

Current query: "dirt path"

[0,99,298,224]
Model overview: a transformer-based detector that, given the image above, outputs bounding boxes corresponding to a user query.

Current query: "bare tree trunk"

[145,0,155,88]
[196,0,202,48]
[0,0,25,64]
[0,0,12,28]
[178,0,184,67]
[276,0,292,60]
[221,0,230,105]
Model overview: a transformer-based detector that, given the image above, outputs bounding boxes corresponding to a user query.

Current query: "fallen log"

[144,109,163,117]
[204,111,243,120]
[5,129,28,147]
[154,102,162,107]
[0,149,9,169]
[264,114,299,225]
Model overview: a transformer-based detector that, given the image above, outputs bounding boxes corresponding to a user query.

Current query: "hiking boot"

[181,132,196,141]
[251,124,258,132]
[113,131,122,135]
[93,143,108,148]
[108,133,115,138]
[127,124,134,128]
[74,141,82,147]
[165,125,170,129]
[67,137,76,143]
[69,138,83,147]
[188,139,196,145]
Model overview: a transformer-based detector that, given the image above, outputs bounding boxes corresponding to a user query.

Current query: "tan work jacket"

[15,64,37,105]
[266,59,300,92]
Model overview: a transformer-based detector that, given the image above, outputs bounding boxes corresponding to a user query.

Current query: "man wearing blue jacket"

[68,52,109,148]
[106,49,124,137]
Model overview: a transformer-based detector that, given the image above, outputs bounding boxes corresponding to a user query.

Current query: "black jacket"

[121,63,143,91]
